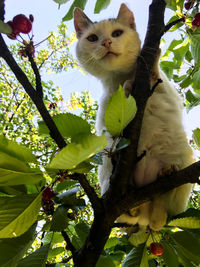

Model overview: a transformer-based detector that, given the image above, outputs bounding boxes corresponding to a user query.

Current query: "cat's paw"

[123,80,133,97]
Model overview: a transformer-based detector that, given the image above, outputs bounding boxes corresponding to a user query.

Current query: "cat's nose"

[102,39,112,48]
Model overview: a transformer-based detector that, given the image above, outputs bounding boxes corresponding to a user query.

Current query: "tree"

[0,0,200,266]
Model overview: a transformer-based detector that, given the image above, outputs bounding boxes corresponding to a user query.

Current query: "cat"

[74,3,194,232]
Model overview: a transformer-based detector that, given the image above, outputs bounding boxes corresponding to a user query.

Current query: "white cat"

[74,3,194,232]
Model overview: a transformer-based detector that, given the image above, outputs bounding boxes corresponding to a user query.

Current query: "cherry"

[192,13,200,28]
[42,186,55,200]
[150,242,164,256]
[13,14,32,34]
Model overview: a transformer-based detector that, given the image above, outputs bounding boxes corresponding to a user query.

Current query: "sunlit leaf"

[0,193,42,238]
[17,244,50,267]
[62,0,87,21]
[105,85,137,136]
[96,255,115,267]
[193,128,200,149]
[0,224,36,267]
[129,230,149,247]
[94,0,111,13]
[104,237,119,249]
[38,113,91,138]
[47,134,107,169]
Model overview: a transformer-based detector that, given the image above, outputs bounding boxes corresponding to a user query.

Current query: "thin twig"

[61,230,76,255]
[164,16,185,34]
[27,51,43,98]
[70,173,103,214]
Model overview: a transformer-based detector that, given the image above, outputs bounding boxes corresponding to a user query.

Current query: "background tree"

[0,0,200,266]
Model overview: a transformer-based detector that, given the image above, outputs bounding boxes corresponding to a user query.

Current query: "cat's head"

[74,4,141,79]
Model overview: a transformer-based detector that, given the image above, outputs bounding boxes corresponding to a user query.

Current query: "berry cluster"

[184,0,200,30]
[7,14,33,39]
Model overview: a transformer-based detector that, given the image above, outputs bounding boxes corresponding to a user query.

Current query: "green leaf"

[121,243,148,267]
[94,0,111,13]
[75,221,90,245]
[50,206,69,232]
[38,113,91,138]
[69,161,94,173]
[0,224,36,267]
[171,230,200,265]
[180,76,192,88]
[56,187,85,207]
[129,230,149,247]
[168,216,200,229]
[48,246,65,259]
[116,138,130,150]
[185,90,200,112]
[104,237,119,249]
[0,135,36,163]
[0,193,42,238]
[193,128,200,149]
[193,69,200,90]
[161,241,179,267]
[190,37,200,64]
[62,0,87,21]
[0,20,12,35]
[105,85,137,136]
[17,244,50,267]
[42,232,64,245]
[47,134,107,169]
[55,180,78,192]
[96,255,115,267]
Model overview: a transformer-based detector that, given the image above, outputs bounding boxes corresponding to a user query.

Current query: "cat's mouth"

[103,51,119,58]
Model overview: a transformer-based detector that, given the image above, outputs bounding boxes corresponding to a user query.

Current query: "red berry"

[192,13,200,28]
[42,186,55,200]
[13,14,32,34]
[150,242,164,256]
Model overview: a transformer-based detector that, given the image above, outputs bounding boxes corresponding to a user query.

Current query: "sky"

[3,0,200,139]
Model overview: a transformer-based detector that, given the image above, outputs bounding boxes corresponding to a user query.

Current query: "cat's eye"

[87,34,98,42]
[112,30,123,38]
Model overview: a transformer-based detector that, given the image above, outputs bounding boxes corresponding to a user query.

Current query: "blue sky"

[3,0,200,138]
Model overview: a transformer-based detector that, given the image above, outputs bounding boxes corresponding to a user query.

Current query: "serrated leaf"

[0,193,42,238]
[94,0,111,13]
[168,217,200,229]
[171,230,200,265]
[105,85,137,136]
[161,241,179,267]
[0,135,36,163]
[47,134,107,169]
[121,243,148,267]
[38,113,91,138]
[17,244,50,267]
[193,128,200,149]
[129,229,149,247]
[62,0,87,21]
[0,20,12,34]
[50,206,69,232]
[0,224,36,267]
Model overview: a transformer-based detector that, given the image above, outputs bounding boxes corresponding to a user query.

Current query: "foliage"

[0,0,200,266]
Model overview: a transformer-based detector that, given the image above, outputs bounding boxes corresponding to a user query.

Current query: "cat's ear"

[74,8,93,38]
[117,4,136,30]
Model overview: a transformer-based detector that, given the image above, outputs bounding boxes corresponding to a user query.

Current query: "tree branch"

[0,34,66,149]
[164,16,185,33]
[61,230,76,256]
[70,173,103,214]
[0,0,5,21]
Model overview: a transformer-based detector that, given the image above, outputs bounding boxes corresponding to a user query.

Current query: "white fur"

[74,4,194,232]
